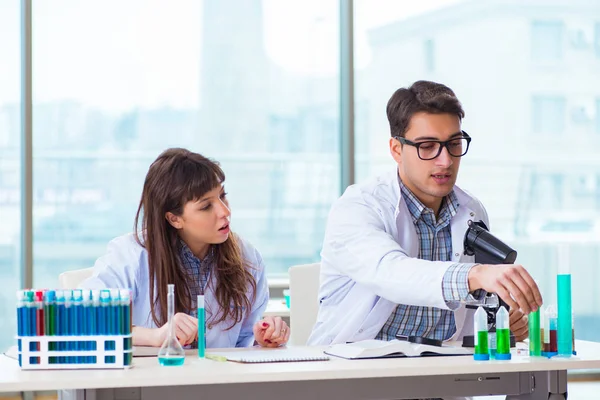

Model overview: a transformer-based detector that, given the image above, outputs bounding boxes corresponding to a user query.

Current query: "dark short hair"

[386,80,465,138]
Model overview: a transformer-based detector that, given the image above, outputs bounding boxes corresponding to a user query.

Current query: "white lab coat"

[308,168,490,347]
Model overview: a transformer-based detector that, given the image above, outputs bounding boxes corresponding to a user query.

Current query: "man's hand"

[468,264,543,314]
[509,308,528,342]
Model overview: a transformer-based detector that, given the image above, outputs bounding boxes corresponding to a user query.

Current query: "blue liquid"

[17,306,24,336]
[98,306,107,335]
[198,308,205,358]
[122,304,131,335]
[85,306,95,363]
[158,356,185,366]
[557,274,573,356]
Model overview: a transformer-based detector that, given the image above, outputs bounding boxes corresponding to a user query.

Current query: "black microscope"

[462,220,517,349]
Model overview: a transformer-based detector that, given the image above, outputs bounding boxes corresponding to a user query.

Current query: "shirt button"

[470,212,475,217]
[358,329,364,333]
[453,291,459,298]
[455,253,460,257]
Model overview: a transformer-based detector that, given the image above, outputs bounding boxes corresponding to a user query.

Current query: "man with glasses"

[308,81,541,354]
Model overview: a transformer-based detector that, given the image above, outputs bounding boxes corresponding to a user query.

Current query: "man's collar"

[397,174,459,223]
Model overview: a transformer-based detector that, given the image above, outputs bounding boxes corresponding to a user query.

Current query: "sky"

[0,0,464,112]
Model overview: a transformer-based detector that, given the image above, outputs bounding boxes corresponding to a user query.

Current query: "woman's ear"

[165,212,183,229]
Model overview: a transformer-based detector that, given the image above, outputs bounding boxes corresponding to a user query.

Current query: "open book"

[325,339,473,360]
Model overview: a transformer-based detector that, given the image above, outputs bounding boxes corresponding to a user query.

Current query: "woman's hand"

[153,312,198,347]
[253,316,290,348]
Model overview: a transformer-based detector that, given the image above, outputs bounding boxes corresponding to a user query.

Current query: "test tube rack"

[17,334,133,370]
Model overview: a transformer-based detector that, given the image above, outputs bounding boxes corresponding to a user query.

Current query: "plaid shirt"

[179,239,212,318]
[375,180,475,342]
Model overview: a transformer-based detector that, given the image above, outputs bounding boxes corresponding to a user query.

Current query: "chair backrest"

[288,262,320,346]
[58,267,94,289]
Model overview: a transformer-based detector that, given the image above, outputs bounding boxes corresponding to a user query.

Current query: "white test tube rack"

[17,334,133,370]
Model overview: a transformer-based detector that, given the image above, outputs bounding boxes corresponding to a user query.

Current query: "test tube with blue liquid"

[158,284,185,366]
[81,289,92,363]
[197,295,205,358]
[72,290,84,363]
[16,290,26,366]
[55,290,65,362]
[91,290,100,355]
[557,244,572,357]
[120,289,132,366]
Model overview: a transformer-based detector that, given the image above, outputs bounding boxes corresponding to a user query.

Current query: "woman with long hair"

[81,148,289,348]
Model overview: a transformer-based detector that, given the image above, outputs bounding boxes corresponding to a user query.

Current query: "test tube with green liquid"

[495,306,511,360]
[529,307,541,356]
[473,307,489,361]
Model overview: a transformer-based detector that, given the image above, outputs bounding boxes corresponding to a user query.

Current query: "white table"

[2,341,600,400]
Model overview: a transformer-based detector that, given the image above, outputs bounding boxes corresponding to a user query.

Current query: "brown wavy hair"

[134,148,256,329]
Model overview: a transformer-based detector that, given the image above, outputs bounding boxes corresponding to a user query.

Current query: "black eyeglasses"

[394,131,472,161]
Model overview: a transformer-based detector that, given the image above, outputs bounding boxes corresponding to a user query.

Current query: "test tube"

[119,289,132,335]
[81,289,91,364]
[91,290,101,357]
[16,290,26,366]
[572,313,576,356]
[198,295,205,358]
[55,290,65,363]
[72,289,84,364]
[99,290,111,336]
[35,290,45,337]
[26,291,36,349]
[529,305,541,356]
[110,289,121,351]
[473,306,489,361]
[546,305,558,357]
[119,289,132,366]
[16,290,26,338]
[25,291,37,363]
[44,290,56,362]
[495,306,511,360]
[557,244,572,357]
[64,290,73,362]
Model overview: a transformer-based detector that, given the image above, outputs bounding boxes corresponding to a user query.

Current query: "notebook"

[325,339,472,360]
[209,348,330,364]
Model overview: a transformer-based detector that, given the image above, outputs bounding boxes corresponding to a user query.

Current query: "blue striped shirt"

[375,179,475,341]
[179,239,212,318]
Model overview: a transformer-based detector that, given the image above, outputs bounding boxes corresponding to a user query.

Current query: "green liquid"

[557,274,573,356]
[529,308,541,356]
[475,331,488,354]
[158,356,185,366]
[496,328,510,355]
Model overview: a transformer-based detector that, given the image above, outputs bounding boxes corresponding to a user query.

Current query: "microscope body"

[462,220,517,348]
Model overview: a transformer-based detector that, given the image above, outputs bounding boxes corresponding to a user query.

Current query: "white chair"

[58,267,94,289]
[288,262,320,346]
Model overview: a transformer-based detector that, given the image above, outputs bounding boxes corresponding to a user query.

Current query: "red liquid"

[549,330,558,352]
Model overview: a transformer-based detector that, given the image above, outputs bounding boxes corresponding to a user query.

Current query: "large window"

[531,20,564,62]
[4,0,600,354]
[532,95,566,135]
[354,0,600,341]
[0,0,21,352]
[31,0,340,290]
